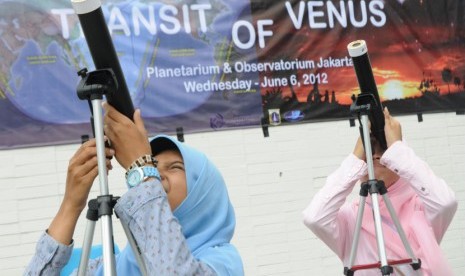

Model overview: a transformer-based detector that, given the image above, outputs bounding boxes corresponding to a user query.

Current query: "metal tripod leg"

[370,186,391,276]
[381,194,422,275]
[120,220,148,275]
[94,99,116,276]
[78,220,96,274]
[347,189,368,268]
[78,200,98,275]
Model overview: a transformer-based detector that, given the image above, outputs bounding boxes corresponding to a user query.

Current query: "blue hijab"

[100,135,243,275]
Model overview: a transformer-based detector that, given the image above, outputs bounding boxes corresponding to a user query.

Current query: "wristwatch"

[126,166,160,188]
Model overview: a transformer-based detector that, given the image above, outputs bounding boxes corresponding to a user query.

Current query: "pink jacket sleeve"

[302,154,367,259]
[380,141,458,242]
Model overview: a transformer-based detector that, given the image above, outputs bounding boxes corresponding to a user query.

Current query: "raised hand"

[103,102,151,170]
[383,107,402,148]
[48,139,114,245]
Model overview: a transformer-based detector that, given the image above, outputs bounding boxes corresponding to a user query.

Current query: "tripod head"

[350,93,377,116]
[77,68,118,101]
[350,93,387,166]
[76,68,118,138]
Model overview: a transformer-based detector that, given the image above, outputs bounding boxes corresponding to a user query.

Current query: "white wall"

[0,112,464,275]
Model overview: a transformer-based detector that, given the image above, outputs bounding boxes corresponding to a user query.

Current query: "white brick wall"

[1,112,464,275]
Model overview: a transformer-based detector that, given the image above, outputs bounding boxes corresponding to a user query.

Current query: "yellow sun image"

[380,80,404,100]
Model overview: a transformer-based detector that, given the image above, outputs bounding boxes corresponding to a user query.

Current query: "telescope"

[348,40,387,150]
[72,0,134,119]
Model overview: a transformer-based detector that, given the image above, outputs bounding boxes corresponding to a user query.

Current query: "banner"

[257,1,465,125]
[1,0,464,149]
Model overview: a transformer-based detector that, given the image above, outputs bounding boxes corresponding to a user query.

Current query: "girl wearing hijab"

[25,102,243,275]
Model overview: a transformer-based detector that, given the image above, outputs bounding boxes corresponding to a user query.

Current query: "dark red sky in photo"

[255,0,465,105]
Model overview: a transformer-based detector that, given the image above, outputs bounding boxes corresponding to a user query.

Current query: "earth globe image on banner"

[3,0,253,123]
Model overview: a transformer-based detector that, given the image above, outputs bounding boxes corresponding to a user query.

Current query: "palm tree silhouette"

[453,76,461,92]
[441,68,452,94]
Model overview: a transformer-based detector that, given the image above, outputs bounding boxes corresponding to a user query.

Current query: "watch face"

[127,168,143,187]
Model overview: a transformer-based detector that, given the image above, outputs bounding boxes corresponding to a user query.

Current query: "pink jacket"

[303,141,457,275]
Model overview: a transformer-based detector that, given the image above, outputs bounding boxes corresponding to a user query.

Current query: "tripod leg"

[120,221,148,276]
[78,219,96,276]
[100,215,117,275]
[92,98,117,275]
[382,194,421,274]
[348,196,367,270]
[370,194,392,276]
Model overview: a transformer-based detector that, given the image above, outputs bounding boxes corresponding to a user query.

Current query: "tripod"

[76,68,147,276]
[344,94,422,276]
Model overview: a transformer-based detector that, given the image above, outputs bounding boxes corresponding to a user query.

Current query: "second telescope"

[347,40,387,150]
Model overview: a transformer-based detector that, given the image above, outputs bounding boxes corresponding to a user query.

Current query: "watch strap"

[142,166,160,180]
[126,154,158,177]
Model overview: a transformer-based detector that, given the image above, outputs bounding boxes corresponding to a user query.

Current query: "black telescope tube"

[348,40,387,150]
[71,0,134,119]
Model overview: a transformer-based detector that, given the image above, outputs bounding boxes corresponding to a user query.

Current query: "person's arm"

[302,146,367,259]
[380,107,457,241]
[49,138,114,243]
[114,179,215,275]
[381,141,457,241]
[24,139,114,275]
[24,232,73,276]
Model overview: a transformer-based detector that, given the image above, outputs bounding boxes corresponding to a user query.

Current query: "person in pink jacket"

[303,108,457,275]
